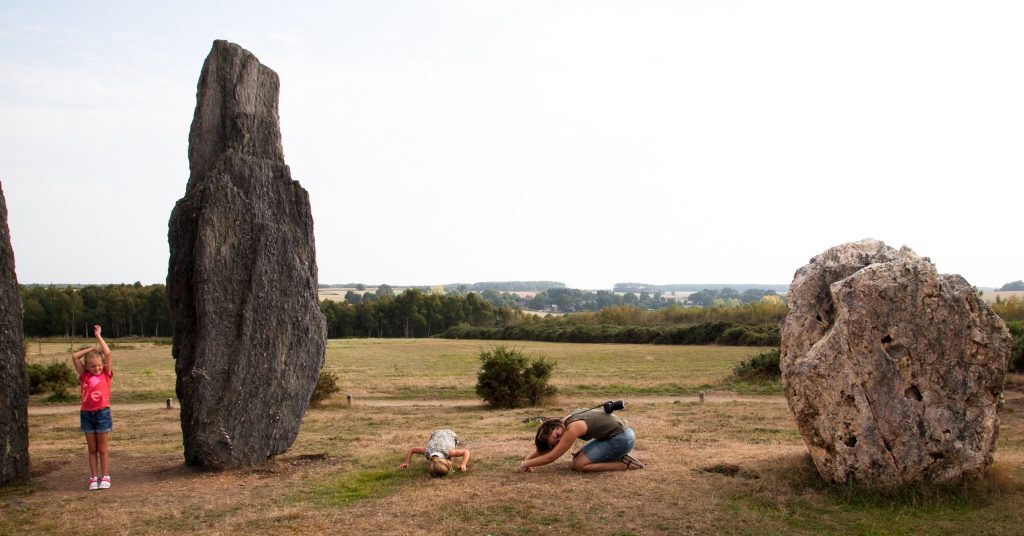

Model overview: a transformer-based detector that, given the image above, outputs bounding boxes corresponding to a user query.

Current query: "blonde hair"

[428,456,452,477]
[84,350,104,368]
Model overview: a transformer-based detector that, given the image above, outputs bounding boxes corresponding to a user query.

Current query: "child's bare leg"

[85,433,98,476]
[96,432,110,476]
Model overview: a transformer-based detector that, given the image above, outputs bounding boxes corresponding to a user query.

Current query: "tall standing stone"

[0,181,29,484]
[781,239,1010,485]
[167,40,326,469]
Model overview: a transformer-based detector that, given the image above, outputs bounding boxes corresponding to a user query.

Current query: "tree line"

[613,283,790,293]
[329,284,789,313]
[685,288,781,307]
[438,301,789,346]
[319,289,521,338]
[440,320,781,346]
[525,288,669,311]
[21,283,170,338]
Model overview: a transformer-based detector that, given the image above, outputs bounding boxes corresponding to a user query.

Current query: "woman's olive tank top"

[565,408,627,440]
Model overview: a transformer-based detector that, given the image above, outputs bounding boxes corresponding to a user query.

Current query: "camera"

[602,400,625,413]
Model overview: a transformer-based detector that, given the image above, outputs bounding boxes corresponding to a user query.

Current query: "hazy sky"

[2,1,1021,289]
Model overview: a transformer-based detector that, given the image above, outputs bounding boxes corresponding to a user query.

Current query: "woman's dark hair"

[534,418,563,453]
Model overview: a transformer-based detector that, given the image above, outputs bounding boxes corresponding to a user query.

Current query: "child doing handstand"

[398,429,470,477]
[71,325,113,491]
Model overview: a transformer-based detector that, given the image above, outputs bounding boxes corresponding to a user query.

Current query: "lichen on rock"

[781,239,1010,485]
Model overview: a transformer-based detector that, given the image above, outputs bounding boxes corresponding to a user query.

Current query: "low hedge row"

[437,321,780,346]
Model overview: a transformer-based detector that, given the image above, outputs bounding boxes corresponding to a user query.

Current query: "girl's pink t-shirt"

[80,370,113,411]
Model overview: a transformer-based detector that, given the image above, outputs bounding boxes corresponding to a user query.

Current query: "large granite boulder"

[167,40,326,469]
[781,239,1010,485]
[0,182,29,484]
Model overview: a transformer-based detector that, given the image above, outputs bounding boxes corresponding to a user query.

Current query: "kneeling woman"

[519,407,644,472]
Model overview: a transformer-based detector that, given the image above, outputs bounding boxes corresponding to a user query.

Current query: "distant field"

[318,288,355,302]
[982,290,1024,304]
[23,339,764,404]
[318,287,417,302]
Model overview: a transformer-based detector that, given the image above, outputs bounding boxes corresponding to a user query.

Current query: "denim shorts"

[80,407,112,434]
[579,427,635,463]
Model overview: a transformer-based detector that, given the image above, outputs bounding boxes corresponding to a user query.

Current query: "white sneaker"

[99,475,111,490]
[88,477,99,491]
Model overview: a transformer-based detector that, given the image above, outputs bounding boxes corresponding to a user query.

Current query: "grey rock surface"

[0,181,29,484]
[167,40,326,469]
[781,239,1010,485]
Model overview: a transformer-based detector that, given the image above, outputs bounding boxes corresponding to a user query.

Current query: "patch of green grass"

[835,481,983,509]
[723,455,1024,536]
[112,389,178,403]
[315,468,400,506]
[387,385,477,399]
[715,379,783,395]
[568,382,707,396]
[304,457,416,508]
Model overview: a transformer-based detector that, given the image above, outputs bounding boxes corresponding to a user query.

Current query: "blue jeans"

[580,427,635,463]
[80,407,112,434]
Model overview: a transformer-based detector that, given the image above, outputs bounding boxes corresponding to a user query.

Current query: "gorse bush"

[309,371,341,408]
[475,345,555,408]
[732,349,781,382]
[27,361,78,401]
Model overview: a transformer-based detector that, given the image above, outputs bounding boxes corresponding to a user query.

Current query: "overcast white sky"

[2,1,1021,290]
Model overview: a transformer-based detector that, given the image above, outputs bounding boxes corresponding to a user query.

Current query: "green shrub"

[309,371,341,408]
[1001,322,1023,373]
[475,345,555,408]
[1011,334,1024,374]
[732,349,781,382]
[26,361,78,399]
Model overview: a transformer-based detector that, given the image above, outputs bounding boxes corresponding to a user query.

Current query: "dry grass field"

[982,291,1024,305]
[6,339,1024,535]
